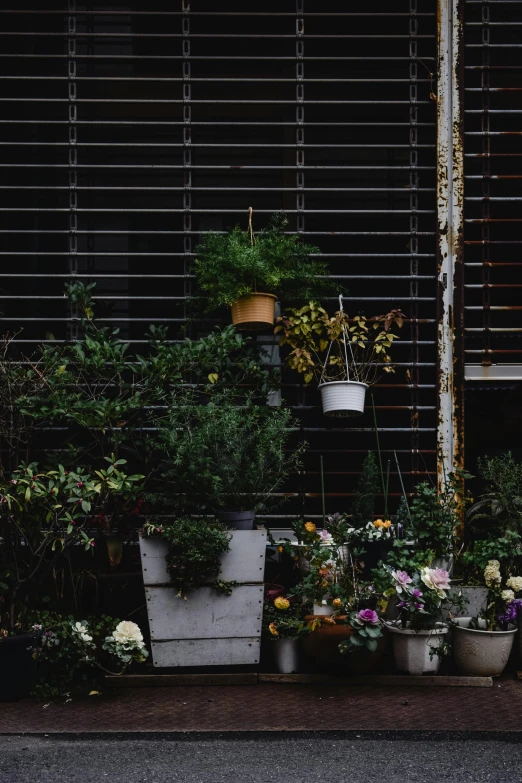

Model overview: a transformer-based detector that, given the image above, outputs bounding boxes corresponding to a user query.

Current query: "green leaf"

[366,638,378,652]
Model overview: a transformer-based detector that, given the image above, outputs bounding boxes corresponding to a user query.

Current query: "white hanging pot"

[318,380,368,417]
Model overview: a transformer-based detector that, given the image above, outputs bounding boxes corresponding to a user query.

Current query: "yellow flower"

[304,521,317,534]
[383,520,392,529]
[274,596,290,611]
[373,519,384,528]
[333,598,343,608]
[268,622,279,637]
[277,545,283,553]
[322,616,336,625]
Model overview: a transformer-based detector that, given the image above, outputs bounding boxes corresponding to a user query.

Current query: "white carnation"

[506,576,522,594]
[484,560,502,588]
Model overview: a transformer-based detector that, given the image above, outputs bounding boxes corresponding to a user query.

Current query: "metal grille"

[464,0,522,378]
[0,2,439,521]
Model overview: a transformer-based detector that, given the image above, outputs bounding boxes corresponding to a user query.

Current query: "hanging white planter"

[319,380,368,417]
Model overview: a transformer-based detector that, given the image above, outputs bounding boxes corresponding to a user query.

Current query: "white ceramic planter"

[318,380,368,417]
[271,639,301,674]
[452,617,516,677]
[313,601,333,616]
[386,623,448,675]
[140,529,267,667]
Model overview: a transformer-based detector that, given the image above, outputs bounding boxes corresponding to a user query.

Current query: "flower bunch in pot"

[378,564,454,675]
[194,209,338,330]
[153,389,305,530]
[282,522,386,674]
[262,595,310,674]
[275,298,405,416]
[451,559,522,677]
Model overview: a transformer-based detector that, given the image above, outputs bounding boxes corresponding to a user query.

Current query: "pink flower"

[391,570,413,594]
[421,567,451,598]
[358,609,379,625]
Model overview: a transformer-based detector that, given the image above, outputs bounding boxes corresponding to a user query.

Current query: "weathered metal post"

[436,0,465,490]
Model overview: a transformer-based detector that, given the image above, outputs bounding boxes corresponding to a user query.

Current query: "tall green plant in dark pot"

[156,392,305,529]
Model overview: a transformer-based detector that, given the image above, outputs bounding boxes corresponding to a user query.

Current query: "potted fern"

[194,209,337,329]
[275,298,405,417]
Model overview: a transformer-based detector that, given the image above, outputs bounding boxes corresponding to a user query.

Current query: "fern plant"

[193,211,339,311]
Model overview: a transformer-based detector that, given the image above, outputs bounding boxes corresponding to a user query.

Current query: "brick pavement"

[1,681,522,733]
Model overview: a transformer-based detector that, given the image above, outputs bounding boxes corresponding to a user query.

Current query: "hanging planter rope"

[318,295,368,417]
[230,207,277,330]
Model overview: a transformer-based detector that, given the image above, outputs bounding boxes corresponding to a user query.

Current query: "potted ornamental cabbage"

[275,299,405,417]
[383,566,452,675]
[452,560,521,677]
[194,209,336,329]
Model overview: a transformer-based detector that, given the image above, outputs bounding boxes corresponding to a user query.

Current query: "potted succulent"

[156,391,305,529]
[275,299,405,417]
[194,209,336,329]
[0,458,144,700]
[381,565,452,675]
[452,560,520,677]
[262,596,309,674]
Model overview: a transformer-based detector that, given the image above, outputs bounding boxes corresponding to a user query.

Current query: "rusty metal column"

[436,0,465,487]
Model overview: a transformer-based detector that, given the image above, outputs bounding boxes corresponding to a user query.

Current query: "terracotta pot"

[230,292,277,330]
[302,615,386,675]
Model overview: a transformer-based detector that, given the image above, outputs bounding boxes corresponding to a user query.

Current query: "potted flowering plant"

[452,560,521,677]
[262,596,309,674]
[382,566,452,675]
[27,614,148,700]
[275,299,405,416]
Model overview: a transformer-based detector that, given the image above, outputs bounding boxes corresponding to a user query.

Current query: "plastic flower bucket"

[318,380,368,417]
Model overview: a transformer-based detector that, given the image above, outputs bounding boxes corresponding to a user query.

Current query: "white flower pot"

[313,601,333,616]
[271,639,301,674]
[386,622,448,675]
[452,617,516,677]
[318,381,368,418]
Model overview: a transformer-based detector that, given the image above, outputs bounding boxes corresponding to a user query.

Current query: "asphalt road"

[1,733,521,782]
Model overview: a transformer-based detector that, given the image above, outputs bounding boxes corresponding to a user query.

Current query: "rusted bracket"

[436,0,465,490]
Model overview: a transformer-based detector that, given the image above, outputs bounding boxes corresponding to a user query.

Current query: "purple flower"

[414,603,423,610]
[391,570,413,594]
[412,588,423,598]
[497,599,522,625]
[358,608,379,625]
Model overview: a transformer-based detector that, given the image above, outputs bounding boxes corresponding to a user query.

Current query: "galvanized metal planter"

[140,529,266,667]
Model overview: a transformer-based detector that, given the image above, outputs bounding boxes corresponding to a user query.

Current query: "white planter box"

[139,529,266,667]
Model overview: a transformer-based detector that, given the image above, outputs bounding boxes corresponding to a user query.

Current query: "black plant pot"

[0,632,38,701]
[215,510,255,530]
[362,539,395,577]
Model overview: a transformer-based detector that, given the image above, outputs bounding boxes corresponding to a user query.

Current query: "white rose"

[506,576,522,594]
[112,621,144,645]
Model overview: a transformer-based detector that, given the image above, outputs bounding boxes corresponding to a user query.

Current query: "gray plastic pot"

[271,639,301,674]
[385,622,448,675]
[452,617,516,677]
[215,510,255,530]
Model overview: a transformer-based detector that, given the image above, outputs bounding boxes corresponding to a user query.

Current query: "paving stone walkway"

[1,680,522,733]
